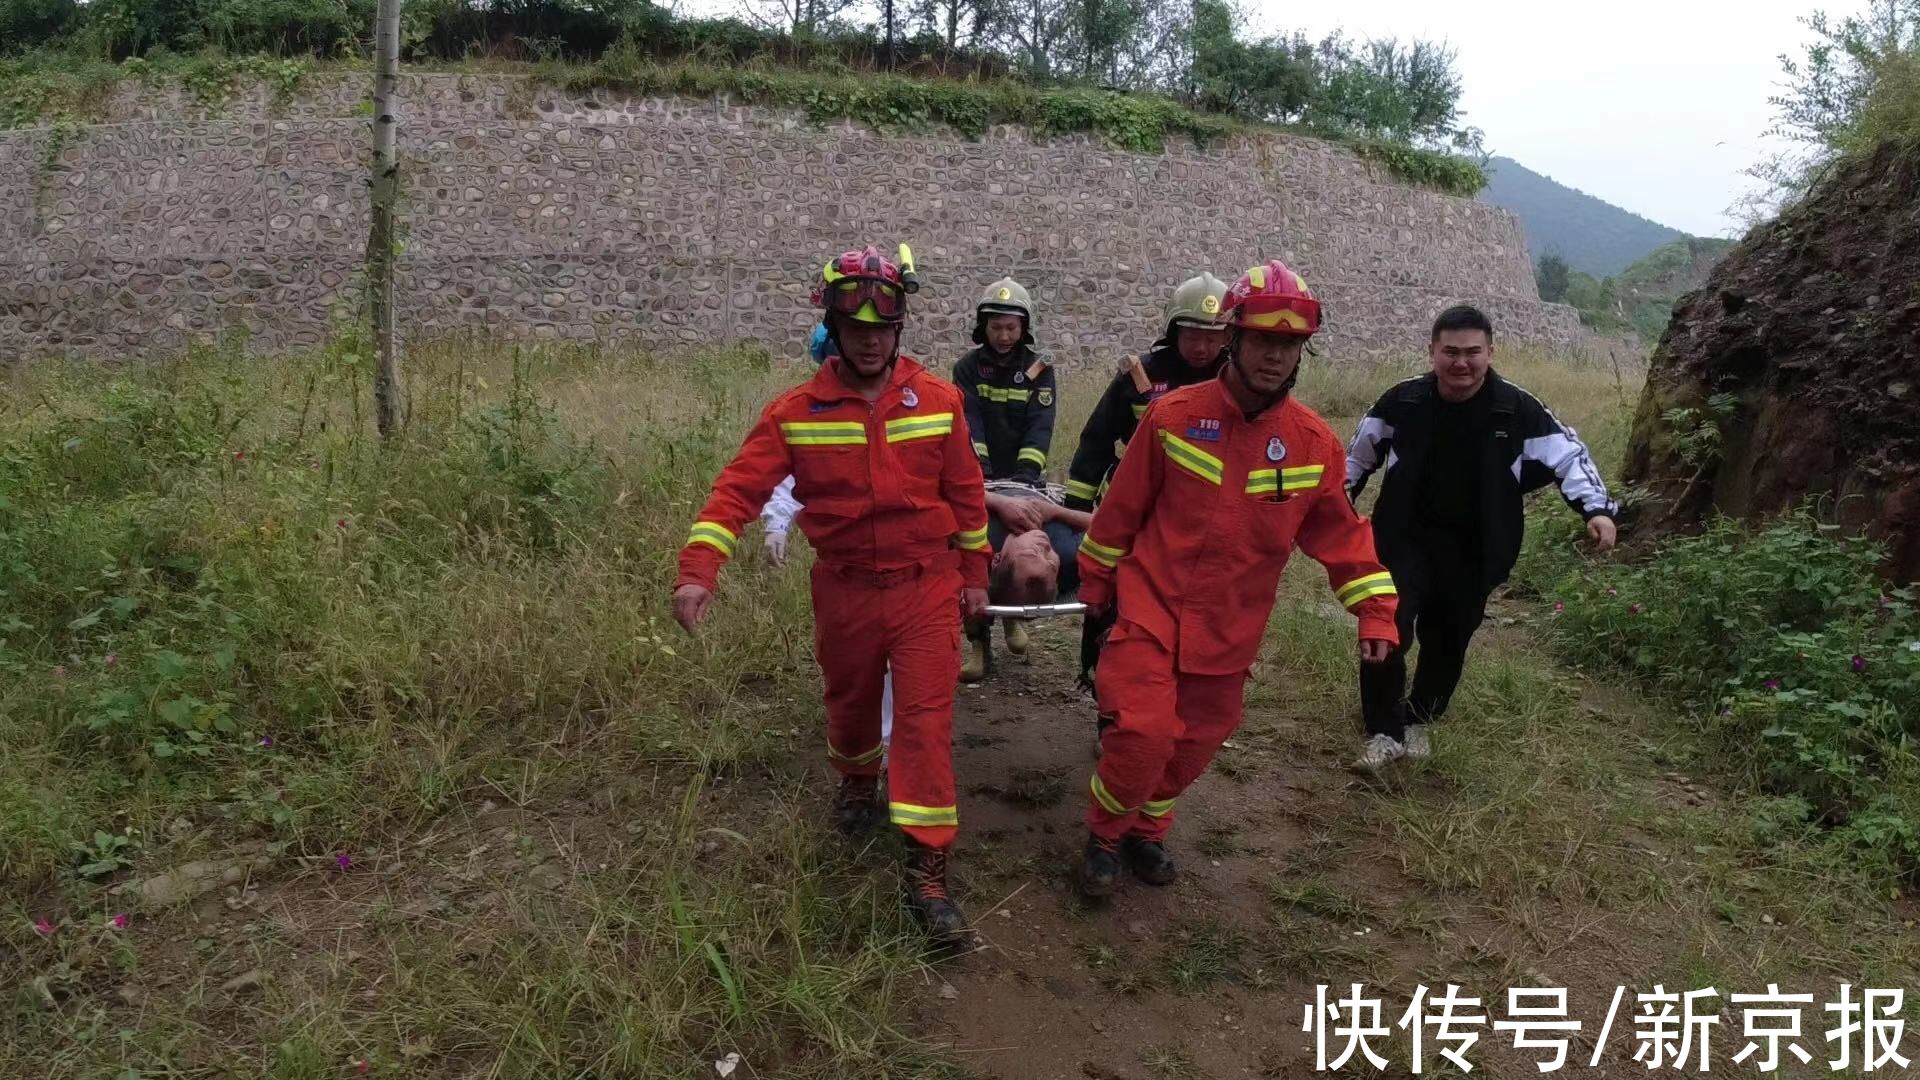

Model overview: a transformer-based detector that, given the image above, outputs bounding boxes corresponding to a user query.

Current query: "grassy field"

[2,336,1913,1078]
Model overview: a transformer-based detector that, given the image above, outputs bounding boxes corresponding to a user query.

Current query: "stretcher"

[982,602,1089,619]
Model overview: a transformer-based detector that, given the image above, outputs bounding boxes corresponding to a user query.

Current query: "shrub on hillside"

[1527,507,1920,873]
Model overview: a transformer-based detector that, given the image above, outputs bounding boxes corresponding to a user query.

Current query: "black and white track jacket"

[1345,371,1617,588]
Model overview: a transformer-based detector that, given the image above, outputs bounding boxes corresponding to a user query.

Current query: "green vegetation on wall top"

[0,0,1491,195]
[0,51,1489,196]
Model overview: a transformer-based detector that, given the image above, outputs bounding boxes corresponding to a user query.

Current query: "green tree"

[1748,0,1920,210]
[1184,0,1314,121]
[0,0,80,51]
[1308,32,1463,145]
[1535,253,1571,302]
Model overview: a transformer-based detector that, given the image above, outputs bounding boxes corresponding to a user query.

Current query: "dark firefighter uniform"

[955,278,1057,485]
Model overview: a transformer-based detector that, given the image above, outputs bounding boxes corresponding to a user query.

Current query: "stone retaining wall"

[0,75,1583,364]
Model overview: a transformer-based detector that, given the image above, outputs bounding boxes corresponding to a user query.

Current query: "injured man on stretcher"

[966,480,1093,681]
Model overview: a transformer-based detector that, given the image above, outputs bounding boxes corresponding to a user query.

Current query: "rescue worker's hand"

[961,588,989,622]
[1586,515,1618,552]
[764,530,788,565]
[1115,355,1134,377]
[672,584,714,632]
[1084,597,1113,623]
[995,496,1049,535]
[1359,638,1394,664]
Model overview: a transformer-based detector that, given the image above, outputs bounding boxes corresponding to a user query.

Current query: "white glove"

[765,530,789,565]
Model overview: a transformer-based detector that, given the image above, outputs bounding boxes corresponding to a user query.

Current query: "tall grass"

[0,335,1645,1076]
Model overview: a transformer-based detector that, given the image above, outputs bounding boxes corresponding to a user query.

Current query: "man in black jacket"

[954,278,1057,487]
[1062,273,1230,511]
[1345,305,1618,771]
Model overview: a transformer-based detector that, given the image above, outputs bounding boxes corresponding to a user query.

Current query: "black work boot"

[830,775,880,837]
[1122,835,1178,886]
[1076,833,1123,898]
[905,843,969,942]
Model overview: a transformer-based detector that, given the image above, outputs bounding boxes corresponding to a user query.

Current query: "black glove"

[1014,467,1044,488]
[1077,601,1118,694]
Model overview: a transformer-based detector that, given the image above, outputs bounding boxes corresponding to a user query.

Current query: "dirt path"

[910,595,1907,1080]
[925,616,1424,1079]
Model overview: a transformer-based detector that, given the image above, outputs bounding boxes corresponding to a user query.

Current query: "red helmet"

[812,245,908,325]
[1222,260,1321,335]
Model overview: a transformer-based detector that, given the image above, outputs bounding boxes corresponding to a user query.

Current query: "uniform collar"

[1212,366,1290,423]
[806,355,927,405]
[1147,341,1224,385]
[973,344,1026,369]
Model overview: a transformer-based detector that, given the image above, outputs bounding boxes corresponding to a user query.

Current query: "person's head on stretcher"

[989,529,1060,607]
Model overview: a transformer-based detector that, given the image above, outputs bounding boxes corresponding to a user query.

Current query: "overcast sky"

[1256,0,1833,237]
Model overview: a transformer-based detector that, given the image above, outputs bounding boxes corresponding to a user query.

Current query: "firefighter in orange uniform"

[1073,261,1400,897]
[671,245,991,939]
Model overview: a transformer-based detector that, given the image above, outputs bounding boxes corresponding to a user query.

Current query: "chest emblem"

[808,400,837,414]
[900,386,919,409]
[1185,418,1223,442]
[1267,437,1287,463]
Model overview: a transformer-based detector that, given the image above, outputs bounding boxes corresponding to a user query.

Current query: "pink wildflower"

[109,914,129,930]
[33,918,55,938]
[335,852,353,871]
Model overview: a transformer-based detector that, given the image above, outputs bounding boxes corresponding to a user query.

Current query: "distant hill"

[1615,237,1738,340]
[1552,236,1738,343]
[1480,156,1687,278]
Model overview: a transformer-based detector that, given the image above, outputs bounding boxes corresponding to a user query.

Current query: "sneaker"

[830,775,880,836]
[1076,834,1123,898]
[1122,835,1177,886]
[905,843,969,942]
[1353,733,1406,773]
[1003,618,1030,657]
[1403,725,1432,760]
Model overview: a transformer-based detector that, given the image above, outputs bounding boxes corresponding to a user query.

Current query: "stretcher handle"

[982,602,1089,619]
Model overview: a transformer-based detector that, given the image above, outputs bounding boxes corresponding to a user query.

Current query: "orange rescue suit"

[676,357,990,848]
[1076,378,1398,841]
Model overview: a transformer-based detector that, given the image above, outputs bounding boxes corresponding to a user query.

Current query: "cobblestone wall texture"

[0,75,1582,364]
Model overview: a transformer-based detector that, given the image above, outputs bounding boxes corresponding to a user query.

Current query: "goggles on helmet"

[822,277,906,324]
[1234,293,1322,334]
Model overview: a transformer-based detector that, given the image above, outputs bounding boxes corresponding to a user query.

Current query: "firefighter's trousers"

[814,555,963,849]
[1088,621,1247,843]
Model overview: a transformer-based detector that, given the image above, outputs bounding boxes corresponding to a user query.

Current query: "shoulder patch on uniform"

[1037,388,1053,407]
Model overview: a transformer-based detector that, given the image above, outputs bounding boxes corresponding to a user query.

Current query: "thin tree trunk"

[366,0,404,440]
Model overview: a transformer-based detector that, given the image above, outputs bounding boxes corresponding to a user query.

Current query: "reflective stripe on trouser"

[1087,621,1248,843]
[811,556,963,849]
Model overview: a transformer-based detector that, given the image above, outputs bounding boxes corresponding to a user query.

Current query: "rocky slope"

[1623,139,1920,579]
